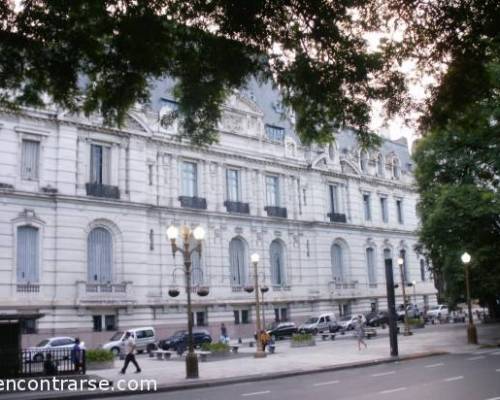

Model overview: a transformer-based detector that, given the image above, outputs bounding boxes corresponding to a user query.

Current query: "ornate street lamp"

[397,256,412,336]
[250,253,266,358]
[166,224,208,379]
[461,252,478,344]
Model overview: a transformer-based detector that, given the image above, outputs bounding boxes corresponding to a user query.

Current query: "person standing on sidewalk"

[120,332,141,374]
[71,338,83,373]
[355,315,367,351]
[220,323,229,344]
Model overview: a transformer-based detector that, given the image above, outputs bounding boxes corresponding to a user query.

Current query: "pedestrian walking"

[220,323,229,344]
[354,315,367,351]
[120,332,141,374]
[71,338,83,373]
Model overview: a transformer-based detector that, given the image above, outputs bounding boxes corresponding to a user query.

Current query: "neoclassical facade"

[0,81,437,346]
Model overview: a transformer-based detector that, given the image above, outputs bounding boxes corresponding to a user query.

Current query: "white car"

[102,327,156,355]
[426,305,449,320]
[338,315,366,331]
[26,336,83,362]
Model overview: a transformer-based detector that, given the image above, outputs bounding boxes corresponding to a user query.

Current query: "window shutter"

[17,226,39,283]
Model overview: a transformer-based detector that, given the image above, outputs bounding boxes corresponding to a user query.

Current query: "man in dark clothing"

[71,338,83,373]
[43,353,58,375]
[120,332,141,374]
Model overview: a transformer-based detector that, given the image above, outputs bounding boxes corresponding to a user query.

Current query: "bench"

[151,350,172,360]
[365,328,377,339]
[231,345,239,353]
[320,333,336,341]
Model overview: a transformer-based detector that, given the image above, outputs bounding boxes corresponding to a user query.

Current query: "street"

[107,350,500,400]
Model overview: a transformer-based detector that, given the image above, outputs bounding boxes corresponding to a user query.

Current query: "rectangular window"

[265,124,285,142]
[181,161,198,197]
[226,168,240,201]
[266,175,279,206]
[90,144,111,184]
[396,199,404,224]
[233,310,240,325]
[21,318,37,334]
[274,308,280,322]
[92,315,102,332]
[280,308,288,322]
[363,193,371,221]
[380,197,388,223]
[241,309,249,324]
[17,226,39,283]
[329,185,338,213]
[196,311,206,326]
[21,140,40,180]
[104,315,116,331]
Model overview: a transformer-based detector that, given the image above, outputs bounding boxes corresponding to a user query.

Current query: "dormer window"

[265,124,285,142]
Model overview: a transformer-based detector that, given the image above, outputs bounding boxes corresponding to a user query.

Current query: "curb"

[10,351,447,400]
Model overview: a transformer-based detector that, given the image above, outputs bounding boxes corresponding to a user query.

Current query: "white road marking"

[468,356,486,361]
[371,371,396,377]
[313,380,340,387]
[379,387,407,394]
[496,369,500,372]
[425,362,445,368]
[241,391,271,397]
[484,397,500,400]
[444,376,464,382]
[491,351,500,356]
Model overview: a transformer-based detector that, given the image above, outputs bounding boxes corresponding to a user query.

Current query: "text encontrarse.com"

[0,378,157,392]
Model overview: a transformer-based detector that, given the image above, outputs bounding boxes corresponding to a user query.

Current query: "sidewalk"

[3,322,499,399]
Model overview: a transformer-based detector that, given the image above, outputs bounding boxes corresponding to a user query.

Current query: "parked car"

[366,311,389,327]
[267,322,298,340]
[102,327,156,355]
[338,315,366,331]
[298,313,336,334]
[426,304,449,320]
[158,330,212,351]
[26,337,83,362]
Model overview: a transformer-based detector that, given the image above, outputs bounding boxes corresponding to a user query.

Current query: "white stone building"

[0,80,437,347]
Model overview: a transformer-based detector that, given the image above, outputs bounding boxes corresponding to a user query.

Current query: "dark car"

[366,311,389,327]
[267,322,298,340]
[158,330,212,351]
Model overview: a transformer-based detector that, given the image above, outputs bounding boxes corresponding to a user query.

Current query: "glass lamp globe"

[461,252,471,264]
[251,253,260,263]
[193,226,205,241]
[166,225,179,240]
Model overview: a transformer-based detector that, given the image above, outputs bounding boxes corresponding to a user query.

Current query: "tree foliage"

[413,51,500,314]
[0,1,499,146]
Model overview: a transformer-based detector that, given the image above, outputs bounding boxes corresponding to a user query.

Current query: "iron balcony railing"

[178,196,207,210]
[85,183,120,199]
[17,283,40,293]
[224,201,250,214]
[327,212,347,223]
[264,206,287,218]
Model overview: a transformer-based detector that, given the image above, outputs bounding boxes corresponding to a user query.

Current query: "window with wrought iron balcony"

[327,184,346,222]
[264,175,287,218]
[224,168,250,214]
[86,144,120,199]
[179,161,207,209]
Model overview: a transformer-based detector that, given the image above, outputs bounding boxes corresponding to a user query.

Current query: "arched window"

[188,238,203,286]
[392,157,401,179]
[420,259,426,282]
[366,247,376,285]
[331,243,344,282]
[360,151,368,172]
[377,154,384,176]
[229,238,247,286]
[270,240,286,286]
[17,226,39,283]
[87,227,113,283]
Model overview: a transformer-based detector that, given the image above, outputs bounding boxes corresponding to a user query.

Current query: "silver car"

[102,327,156,355]
[26,336,83,362]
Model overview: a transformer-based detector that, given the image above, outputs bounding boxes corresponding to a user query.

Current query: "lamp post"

[397,256,412,336]
[461,252,478,344]
[249,253,266,358]
[166,224,208,379]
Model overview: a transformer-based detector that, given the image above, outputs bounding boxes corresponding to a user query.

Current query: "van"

[102,327,156,355]
[298,313,337,334]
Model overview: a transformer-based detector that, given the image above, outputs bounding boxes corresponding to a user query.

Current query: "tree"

[413,54,500,316]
